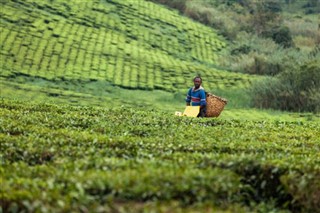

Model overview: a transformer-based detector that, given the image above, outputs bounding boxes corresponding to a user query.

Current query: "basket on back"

[206,93,228,117]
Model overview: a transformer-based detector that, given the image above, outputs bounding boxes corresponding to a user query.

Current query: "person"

[185,76,206,117]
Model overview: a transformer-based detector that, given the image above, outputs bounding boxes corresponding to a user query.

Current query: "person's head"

[193,76,202,89]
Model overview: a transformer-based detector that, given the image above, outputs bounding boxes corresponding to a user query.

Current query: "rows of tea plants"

[1,99,319,212]
[0,0,254,92]
[2,75,319,124]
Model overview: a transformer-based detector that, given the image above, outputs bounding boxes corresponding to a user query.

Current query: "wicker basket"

[206,93,228,117]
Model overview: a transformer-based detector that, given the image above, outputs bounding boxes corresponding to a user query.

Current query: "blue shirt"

[186,86,206,106]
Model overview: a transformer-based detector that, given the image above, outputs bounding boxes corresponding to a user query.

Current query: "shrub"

[250,59,320,112]
[250,55,282,75]
[222,34,305,75]
[264,26,294,48]
[230,44,251,55]
[148,0,187,12]
[250,76,287,109]
[281,171,320,213]
[184,1,240,40]
[249,48,306,75]
[248,0,282,35]
[303,0,320,14]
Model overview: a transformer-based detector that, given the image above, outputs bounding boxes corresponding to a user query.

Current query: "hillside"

[0,0,254,95]
[146,0,320,113]
[1,1,320,212]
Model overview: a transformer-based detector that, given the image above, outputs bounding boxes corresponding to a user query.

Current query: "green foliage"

[1,99,320,212]
[184,1,243,40]
[250,59,320,112]
[1,0,317,112]
[302,0,320,14]
[249,0,283,35]
[0,0,254,93]
[153,0,317,90]
[250,76,285,108]
[263,26,294,48]
[1,0,320,210]
[2,74,318,122]
[148,0,187,11]
[281,171,320,212]
[222,34,305,76]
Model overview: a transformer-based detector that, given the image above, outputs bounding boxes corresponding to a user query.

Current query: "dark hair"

[193,76,202,82]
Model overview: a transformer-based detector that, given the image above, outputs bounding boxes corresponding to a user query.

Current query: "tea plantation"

[0,0,254,93]
[1,0,320,212]
[1,99,320,212]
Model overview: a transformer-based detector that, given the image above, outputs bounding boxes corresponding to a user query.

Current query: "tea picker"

[175,76,227,117]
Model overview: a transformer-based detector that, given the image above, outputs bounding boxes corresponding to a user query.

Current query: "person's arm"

[186,88,191,106]
[200,90,206,108]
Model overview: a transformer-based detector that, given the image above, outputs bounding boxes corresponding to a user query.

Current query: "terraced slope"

[0,0,254,92]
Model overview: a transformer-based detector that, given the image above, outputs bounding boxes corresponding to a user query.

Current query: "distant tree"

[305,0,319,7]
[266,26,294,48]
[249,0,282,35]
[246,0,294,47]
[303,0,320,14]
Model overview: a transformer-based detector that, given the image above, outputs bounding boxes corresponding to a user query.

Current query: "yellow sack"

[183,106,200,117]
[175,106,200,117]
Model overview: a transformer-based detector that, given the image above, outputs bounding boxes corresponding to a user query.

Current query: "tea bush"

[0,0,253,93]
[1,99,319,212]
